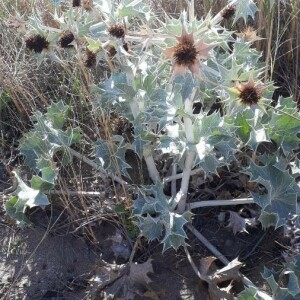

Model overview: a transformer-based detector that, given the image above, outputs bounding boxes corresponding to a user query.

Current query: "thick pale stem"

[187,0,195,22]
[174,151,195,213]
[143,151,159,183]
[189,198,254,209]
[171,163,177,197]
[183,94,195,143]
[163,167,203,183]
[174,88,197,213]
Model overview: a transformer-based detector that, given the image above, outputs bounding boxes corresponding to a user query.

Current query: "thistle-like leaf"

[94,135,131,178]
[19,101,81,172]
[244,161,299,228]
[218,57,244,86]
[192,111,237,174]
[133,181,191,251]
[262,267,300,299]
[267,97,300,155]
[5,172,50,226]
[232,0,258,24]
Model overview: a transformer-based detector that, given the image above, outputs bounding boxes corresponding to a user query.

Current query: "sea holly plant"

[5,101,81,225]
[3,0,300,296]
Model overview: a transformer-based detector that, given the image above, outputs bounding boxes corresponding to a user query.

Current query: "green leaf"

[118,0,151,20]
[5,196,29,227]
[85,36,102,53]
[238,286,261,299]
[19,101,81,172]
[5,172,50,226]
[244,161,299,228]
[261,267,300,299]
[94,135,131,178]
[268,109,300,155]
[133,181,191,251]
[45,100,70,129]
[218,57,244,86]
[138,214,163,241]
[287,272,300,296]
[232,0,258,24]
[192,112,237,175]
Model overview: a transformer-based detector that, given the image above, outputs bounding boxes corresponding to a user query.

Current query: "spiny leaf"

[19,101,81,172]
[261,267,300,299]
[133,181,191,251]
[232,0,258,24]
[268,107,300,155]
[85,36,102,53]
[244,161,299,228]
[5,172,50,226]
[94,135,131,178]
[138,214,163,241]
[218,57,244,86]
[238,286,261,299]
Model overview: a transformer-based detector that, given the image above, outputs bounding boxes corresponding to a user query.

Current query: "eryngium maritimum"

[59,31,75,48]
[25,34,49,53]
[84,48,96,68]
[164,28,215,78]
[233,77,267,106]
[108,24,125,39]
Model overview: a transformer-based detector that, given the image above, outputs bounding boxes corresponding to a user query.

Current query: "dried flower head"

[59,30,74,48]
[108,24,125,39]
[72,0,81,7]
[25,34,49,53]
[233,77,266,106]
[164,28,215,78]
[107,45,117,58]
[107,43,128,59]
[236,27,263,43]
[84,48,96,68]
[82,0,93,10]
[123,42,129,52]
[221,5,236,20]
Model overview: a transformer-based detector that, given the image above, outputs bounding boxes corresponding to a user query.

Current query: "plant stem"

[163,167,203,183]
[183,94,194,143]
[69,148,128,186]
[143,150,160,183]
[187,0,195,22]
[174,88,197,213]
[174,151,195,213]
[46,190,106,197]
[171,163,177,197]
[186,224,272,300]
[189,198,254,209]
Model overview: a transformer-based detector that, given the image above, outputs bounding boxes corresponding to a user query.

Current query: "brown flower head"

[25,34,49,53]
[164,27,215,78]
[84,48,96,68]
[82,0,93,10]
[72,0,81,7]
[108,24,125,39]
[107,45,117,58]
[107,43,128,59]
[59,30,74,48]
[234,77,266,106]
[236,27,263,43]
[221,5,236,20]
